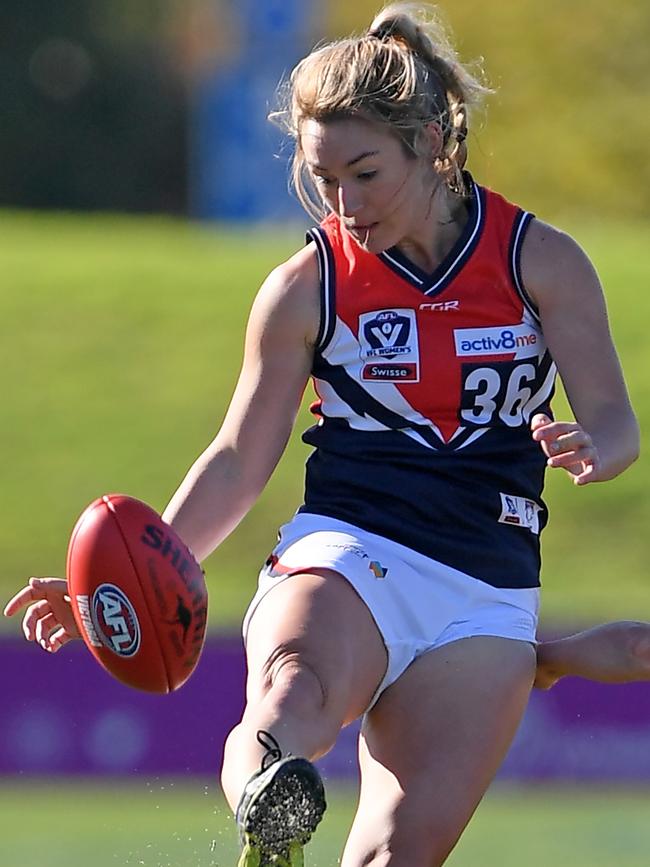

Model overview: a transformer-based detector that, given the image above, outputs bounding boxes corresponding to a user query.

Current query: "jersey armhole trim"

[509,210,540,323]
[306,227,336,352]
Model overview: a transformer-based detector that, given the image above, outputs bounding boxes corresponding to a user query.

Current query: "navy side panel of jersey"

[300,420,547,589]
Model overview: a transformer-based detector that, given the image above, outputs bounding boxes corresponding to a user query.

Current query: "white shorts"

[243,513,540,709]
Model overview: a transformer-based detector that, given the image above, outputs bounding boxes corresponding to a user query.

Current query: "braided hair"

[271,3,491,220]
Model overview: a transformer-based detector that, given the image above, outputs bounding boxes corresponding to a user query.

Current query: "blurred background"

[2,1,650,864]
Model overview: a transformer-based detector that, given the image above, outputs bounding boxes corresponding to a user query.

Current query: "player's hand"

[3,577,81,652]
[531,413,600,486]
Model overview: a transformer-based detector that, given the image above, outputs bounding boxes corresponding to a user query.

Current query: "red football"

[66,494,208,693]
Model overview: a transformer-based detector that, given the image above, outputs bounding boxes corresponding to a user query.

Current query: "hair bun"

[368,20,395,41]
[368,10,421,51]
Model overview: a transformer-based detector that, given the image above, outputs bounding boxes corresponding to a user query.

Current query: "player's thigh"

[245,569,388,724]
[341,636,536,867]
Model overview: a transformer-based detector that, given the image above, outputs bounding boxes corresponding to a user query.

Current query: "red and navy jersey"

[299,177,556,589]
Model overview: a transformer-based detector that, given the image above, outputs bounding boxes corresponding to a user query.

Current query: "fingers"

[530,412,552,433]
[36,617,74,653]
[530,415,600,484]
[5,576,79,651]
[4,583,38,618]
[18,597,77,652]
[544,432,596,469]
[47,625,75,653]
[573,461,598,486]
[530,414,560,460]
[4,577,68,618]
[31,576,69,596]
[531,417,585,448]
[22,599,52,642]
[35,611,58,648]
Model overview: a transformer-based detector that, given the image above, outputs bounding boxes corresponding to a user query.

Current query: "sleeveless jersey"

[300,177,556,588]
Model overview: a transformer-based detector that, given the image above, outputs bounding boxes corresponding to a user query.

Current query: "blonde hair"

[271,3,491,220]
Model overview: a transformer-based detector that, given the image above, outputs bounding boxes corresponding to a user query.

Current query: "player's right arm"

[4,244,321,650]
[161,244,320,560]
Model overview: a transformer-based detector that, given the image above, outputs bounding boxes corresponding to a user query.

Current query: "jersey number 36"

[459,360,541,428]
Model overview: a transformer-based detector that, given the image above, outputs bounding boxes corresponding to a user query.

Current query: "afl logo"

[362,310,412,359]
[91,583,141,657]
[358,308,420,382]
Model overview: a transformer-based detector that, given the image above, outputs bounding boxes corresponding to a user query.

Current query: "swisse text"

[361,362,417,381]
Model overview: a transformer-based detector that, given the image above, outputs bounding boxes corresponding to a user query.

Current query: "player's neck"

[397,186,468,274]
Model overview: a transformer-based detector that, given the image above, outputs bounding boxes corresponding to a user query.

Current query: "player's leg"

[223,568,387,863]
[340,636,535,867]
[535,620,650,689]
[223,568,387,804]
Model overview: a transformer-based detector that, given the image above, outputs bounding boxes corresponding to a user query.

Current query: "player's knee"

[259,643,342,734]
[263,644,327,701]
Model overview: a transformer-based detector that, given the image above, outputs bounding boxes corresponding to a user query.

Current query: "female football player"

[5,4,644,865]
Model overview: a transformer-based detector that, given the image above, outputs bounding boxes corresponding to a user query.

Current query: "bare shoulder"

[251,242,321,349]
[520,218,602,311]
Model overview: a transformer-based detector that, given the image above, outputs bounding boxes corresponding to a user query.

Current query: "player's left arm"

[521,219,639,485]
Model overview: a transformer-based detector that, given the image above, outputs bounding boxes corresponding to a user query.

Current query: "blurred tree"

[0,0,187,213]
[1,0,648,219]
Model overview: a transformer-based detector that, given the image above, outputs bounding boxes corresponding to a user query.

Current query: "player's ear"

[422,122,443,162]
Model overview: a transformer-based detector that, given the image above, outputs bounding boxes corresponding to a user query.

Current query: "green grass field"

[2,780,650,866]
[3,212,650,866]
[2,210,650,628]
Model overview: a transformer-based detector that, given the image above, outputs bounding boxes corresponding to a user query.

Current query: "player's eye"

[358,171,377,181]
[314,175,335,187]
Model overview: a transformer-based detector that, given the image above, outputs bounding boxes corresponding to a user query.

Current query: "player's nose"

[337,183,362,217]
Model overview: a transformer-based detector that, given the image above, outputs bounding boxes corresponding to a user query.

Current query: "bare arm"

[162,245,320,561]
[522,220,639,484]
[4,245,320,649]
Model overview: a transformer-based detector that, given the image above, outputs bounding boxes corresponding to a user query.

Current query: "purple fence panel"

[3,638,650,781]
[2,637,245,776]
[501,678,650,782]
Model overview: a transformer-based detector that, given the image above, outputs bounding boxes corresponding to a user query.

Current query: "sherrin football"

[66,494,208,693]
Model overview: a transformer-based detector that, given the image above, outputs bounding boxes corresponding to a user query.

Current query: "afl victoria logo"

[362,310,412,359]
[358,308,420,382]
[91,583,141,657]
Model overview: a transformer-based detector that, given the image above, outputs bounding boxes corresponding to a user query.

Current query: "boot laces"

[257,729,282,771]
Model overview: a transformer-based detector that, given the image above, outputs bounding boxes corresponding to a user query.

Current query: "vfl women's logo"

[91,583,141,657]
[358,309,420,382]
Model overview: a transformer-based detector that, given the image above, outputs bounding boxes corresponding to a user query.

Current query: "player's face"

[301,117,437,254]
